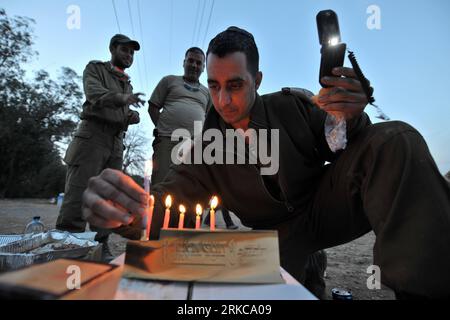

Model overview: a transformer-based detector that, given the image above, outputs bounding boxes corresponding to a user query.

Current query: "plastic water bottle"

[56,193,64,209]
[24,216,46,234]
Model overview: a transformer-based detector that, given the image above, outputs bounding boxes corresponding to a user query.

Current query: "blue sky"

[2,0,450,174]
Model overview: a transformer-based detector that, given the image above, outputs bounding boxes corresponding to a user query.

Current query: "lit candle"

[209,196,218,231]
[195,204,202,230]
[178,204,186,230]
[141,160,152,241]
[162,195,172,229]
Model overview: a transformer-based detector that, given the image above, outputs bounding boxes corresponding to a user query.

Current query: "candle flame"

[210,196,219,210]
[196,204,202,216]
[165,195,172,208]
[179,204,186,214]
[144,160,152,177]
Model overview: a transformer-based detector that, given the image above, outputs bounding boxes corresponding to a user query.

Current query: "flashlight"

[316,10,347,87]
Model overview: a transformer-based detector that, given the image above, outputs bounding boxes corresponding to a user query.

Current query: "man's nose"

[218,89,231,107]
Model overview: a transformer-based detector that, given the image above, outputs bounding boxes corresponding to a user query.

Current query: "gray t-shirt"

[150,75,211,137]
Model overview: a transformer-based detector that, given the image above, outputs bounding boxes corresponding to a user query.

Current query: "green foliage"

[0,9,82,198]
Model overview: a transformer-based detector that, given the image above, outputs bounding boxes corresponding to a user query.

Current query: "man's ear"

[255,71,263,90]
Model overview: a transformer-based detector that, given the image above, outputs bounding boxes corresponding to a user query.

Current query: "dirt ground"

[0,198,395,300]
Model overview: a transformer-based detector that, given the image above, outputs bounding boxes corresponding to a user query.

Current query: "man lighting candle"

[82,27,450,299]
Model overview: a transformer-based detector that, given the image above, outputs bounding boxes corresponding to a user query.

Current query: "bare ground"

[0,198,395,300]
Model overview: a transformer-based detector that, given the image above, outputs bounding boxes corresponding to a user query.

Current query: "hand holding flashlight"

[312,66,370,120]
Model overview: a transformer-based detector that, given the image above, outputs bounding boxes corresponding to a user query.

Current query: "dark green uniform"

[56,61,136,242]
[115,89,450,298]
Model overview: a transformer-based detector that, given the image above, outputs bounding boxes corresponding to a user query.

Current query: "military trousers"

[277,121,450,298]
[56,120,124,242]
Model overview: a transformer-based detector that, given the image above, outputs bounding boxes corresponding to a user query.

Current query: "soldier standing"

[56,34,145,261]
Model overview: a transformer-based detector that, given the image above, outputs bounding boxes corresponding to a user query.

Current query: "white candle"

[195,204,202,230]
[210,196,218,231]
[146,195,155,239]
[140,219,147,240]
[144,160,152,193]
[163,195,172,229]
[141,160,153,241]
[178,205,186,230]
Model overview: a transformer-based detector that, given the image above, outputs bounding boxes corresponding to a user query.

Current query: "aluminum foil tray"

[0,230,99,272]
[0,235,23,246]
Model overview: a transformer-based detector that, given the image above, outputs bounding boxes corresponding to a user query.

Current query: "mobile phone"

[316,10,346,87]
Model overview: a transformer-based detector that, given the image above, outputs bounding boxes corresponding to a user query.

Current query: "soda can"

[331,288,353,300]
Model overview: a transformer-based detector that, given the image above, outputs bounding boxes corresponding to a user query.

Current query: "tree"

[0,9,36,80]
[122,125,150,177]
[0,9,82,198]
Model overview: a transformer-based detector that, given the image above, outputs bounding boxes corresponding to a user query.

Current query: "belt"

[82,118,124,137]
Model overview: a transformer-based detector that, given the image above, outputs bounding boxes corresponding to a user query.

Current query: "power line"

[169,0,174,69]
[127,0,144,91]
[195,0,208,45]
[111,0,121,33]
[191,0,201,45]
[137,0,149,90]
[202,0,215,49]
[127,0,136,36]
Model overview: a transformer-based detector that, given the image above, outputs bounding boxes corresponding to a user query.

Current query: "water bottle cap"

[33,216,41,220]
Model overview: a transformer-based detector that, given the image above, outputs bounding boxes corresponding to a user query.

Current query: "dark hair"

[206,26,259,76]
[109,42,118,52]
[185,47,205,59]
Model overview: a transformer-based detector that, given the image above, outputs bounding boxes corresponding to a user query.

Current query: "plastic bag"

[325,113,347,152]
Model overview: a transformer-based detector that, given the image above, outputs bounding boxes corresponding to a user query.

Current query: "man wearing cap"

[82,27,450,298]
[56,34,145,261]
